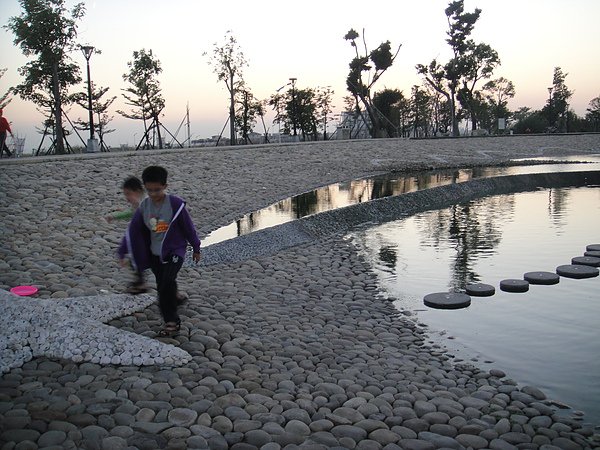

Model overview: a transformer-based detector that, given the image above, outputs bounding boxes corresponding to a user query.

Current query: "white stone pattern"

[0,289,192,374]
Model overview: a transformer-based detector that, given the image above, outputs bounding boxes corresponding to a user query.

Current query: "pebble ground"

[1,135,600,449]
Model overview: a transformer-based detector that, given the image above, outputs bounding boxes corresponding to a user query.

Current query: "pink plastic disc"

[10,285,38,296]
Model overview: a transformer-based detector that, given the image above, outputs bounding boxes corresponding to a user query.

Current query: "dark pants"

[150,254,183,324]
[0,131,11,158]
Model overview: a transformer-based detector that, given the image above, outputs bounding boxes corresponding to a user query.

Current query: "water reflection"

[203,155,600,246]
[423,197,513,291]
[350,186,600,422]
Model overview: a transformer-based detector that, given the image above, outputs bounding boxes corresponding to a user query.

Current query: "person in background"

[0,108,14,158]
[118,166,201,336]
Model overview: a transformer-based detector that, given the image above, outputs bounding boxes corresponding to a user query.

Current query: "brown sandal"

[158,322,180,337]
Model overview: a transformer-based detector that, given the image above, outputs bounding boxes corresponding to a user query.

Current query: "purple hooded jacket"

[117,195,201,271]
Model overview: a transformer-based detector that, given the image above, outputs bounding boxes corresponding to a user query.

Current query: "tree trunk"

[450,90,459,137]
[361,95,380,138]
[52,62,65,154]
[155,114,163,149]
[229,73,236,145]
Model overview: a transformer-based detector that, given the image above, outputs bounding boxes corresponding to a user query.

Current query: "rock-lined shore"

[1,135,600,449]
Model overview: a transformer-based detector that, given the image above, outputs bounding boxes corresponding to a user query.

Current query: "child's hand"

[119,258,128,268]
[105,215,113,223]
[193,252,201,263]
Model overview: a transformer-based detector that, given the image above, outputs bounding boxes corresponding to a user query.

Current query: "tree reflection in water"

[421,196,512,291]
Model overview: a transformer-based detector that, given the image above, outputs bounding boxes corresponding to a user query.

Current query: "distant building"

[334,111,371,140]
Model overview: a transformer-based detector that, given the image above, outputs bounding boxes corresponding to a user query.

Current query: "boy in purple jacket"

[118,166,201,336]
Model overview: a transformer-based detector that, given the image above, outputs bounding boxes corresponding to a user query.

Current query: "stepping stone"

[584,250,600,258]
[524,271,560,285]
[571,256,600,267]
[500,279,529,293]
[556,264,599,279]
[465,283,495,297]
[424,292,471,309]
[586,244,600,252]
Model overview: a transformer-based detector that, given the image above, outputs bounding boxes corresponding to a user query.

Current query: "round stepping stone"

[523,271,560,285]
[424,292,471,309]
[571,256,600,267]
[500,279,529,293]
[465,283,495,297]
[556,264,599,279]
[586,244,600,252]
[584,250,600,258]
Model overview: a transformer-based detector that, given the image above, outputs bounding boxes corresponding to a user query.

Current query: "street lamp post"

[81,45,98,152]
[289,77,298,140]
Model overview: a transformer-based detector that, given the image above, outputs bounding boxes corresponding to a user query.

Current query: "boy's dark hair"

[122,176,143,192]
[142,166,168,185]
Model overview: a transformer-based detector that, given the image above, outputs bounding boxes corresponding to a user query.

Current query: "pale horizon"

[1,0,599,150]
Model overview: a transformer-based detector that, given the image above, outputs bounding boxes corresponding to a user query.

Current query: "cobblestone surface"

[1,135,600,449]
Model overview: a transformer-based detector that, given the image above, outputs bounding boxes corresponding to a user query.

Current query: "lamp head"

[81,45,94,60]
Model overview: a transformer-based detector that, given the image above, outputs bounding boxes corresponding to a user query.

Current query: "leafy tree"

[512,108,545,134]
[542,67,572,132]
[344,28,401,138]
[205,31,247,146]
[417,0,499,136]
[481,77,515,133]
[566,111,590,133]
[74,83,116,150]
[234,89,265,144]
[7,0,85,154]
[410,86,433,138]
[268,92,286,138]
[270,86,333,141]
[373,88,404,137]
[0,68,13,109]
[586,95,600,132]
[118,49,165,149]
[315,87,334,140]
[290,88,317,141]
[425,85,452,136]
[457,42,500,130]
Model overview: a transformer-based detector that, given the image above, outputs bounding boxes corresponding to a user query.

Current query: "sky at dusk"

[1,0,599,149]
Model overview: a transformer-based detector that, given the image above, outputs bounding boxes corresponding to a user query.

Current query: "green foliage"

[314,87,335,140]
[344,28,401,138]
[118,49,165,148]
[205,31,247,145]
[234,89,263,144]
[445,1,480,54]
[269,85,333,141]
[119,49,164,120]
[373,88,405,137]
[477,77,515,133]
[541,67,573,132]
[0,68,13,109]
[586,95,600,132]
[6,0,86,153]
[417,0,499,136]
[74,84,116,143]
[513,110,546,134]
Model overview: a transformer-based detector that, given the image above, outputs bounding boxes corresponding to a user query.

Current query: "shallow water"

[203,155,600,246]
[349,185,600,422]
